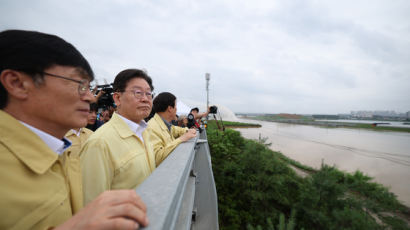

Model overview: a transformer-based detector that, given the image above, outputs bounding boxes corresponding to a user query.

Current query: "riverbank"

[247,116,410,133]
[206,120,261,129]
[234,118,410,206]
[206,123,410,229]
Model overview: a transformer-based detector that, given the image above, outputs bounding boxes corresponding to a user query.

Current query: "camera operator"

[90,86,105,104]
[187,107,210,129]
[93,84,115,118]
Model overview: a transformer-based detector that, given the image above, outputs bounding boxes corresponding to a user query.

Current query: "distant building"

[312,114,339,120]
[351,111,373,118]
[350,110,409,120]
[338,114,351,119]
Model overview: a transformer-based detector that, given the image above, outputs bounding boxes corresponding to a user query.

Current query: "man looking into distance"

[80,69,156,205]
[146,92,197,166]
[0,30,148,229]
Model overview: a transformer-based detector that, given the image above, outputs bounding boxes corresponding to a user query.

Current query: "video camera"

[96,84,114,110]
[187,113,204,133]
[209,105,225,131]
[209,105,218,114]
[187,113,196,129]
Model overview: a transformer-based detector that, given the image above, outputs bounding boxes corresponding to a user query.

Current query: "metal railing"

[136,130,219,230]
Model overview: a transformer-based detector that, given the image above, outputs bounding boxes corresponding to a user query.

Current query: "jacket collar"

[65,129,77,137]
[65,128,90,138]
[110,112,147,139]
[0,110,58,174]
[153,113,171,132]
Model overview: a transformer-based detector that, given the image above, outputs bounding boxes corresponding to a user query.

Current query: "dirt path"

[288,165,309,177]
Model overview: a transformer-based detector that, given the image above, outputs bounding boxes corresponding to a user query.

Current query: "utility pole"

[205,73,210,122]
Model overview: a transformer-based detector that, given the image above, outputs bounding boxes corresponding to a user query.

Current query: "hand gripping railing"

[136,130,219,230]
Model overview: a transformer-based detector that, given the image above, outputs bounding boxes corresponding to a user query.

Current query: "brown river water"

[234,119,410,206]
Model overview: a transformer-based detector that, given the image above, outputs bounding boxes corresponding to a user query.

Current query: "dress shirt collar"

[116,113,147,142]
[20,121,72,155]
[160,116,172,131]
[71,128,83,136]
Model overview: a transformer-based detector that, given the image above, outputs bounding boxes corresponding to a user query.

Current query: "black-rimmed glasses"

[42,72,91,96]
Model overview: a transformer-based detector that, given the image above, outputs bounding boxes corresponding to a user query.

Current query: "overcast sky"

[1,0,409,114]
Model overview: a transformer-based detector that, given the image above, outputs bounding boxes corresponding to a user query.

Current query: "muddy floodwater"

[234,119,410,206]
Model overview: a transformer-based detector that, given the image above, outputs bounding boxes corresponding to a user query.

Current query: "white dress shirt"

[116,113,148,143]
[20,121,72,155]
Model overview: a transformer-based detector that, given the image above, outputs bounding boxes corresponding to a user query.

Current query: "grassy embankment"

[251,114,410,133]
[206,120,410,230]
[206,120,261,129]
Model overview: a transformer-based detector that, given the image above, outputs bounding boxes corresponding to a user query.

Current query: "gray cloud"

[1,0,409,114]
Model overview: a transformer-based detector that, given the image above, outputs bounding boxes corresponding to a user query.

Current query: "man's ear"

[112,92,121,108]
[0,70,31,100]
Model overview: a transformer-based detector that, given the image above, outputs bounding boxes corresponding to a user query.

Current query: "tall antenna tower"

[205,73,210,122]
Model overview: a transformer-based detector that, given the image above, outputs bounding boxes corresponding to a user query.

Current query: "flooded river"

[234,119,410,206]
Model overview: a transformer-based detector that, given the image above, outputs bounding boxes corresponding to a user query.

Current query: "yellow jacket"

[80,112,156,205]
[64,128,93,157]
[146,113,188,166]
[62,128,93,213]
[0,110,76,230]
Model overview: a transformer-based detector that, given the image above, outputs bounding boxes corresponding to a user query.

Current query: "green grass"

[380,216,410,230]
[354,123,410,133]
[254,115,314,121]
[206,120,261,130]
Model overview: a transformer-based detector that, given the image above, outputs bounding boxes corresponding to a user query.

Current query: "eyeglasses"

[42,72,91,96]
[123,90,154,100]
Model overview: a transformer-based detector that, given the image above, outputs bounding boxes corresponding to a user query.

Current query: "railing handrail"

[136,130,219,230]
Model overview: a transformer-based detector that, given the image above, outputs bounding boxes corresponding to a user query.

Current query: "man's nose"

[139,94,151,102]
[82,89,94,102]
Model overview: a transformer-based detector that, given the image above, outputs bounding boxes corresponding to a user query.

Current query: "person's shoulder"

[64,129,76,138]
[145,121,161,135]
[172,125,188,132]
[86,120,118,141]
[83,127,94,135]
[147,114,162,127]
[80,126,114,155]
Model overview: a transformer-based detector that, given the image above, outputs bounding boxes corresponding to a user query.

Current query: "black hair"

[90,103,98,112]
[0,29,94,109]
[112,69,153,93]
[190,107,199,113]
[153,92,176,113]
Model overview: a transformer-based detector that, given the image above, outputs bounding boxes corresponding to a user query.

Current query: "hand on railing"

[180,128,197,142]
[55,190,148,230]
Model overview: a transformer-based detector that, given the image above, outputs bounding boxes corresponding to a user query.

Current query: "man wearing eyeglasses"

[146,92,197,166]
[80,69,156,206]
[0,30,148,229]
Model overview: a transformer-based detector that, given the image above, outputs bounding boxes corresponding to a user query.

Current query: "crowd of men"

[0,30,207,229]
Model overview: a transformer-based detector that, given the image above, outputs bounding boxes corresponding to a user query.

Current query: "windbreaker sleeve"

[147,127,184,166]
[79,138,114,206]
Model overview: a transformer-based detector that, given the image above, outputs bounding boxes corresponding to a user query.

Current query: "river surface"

[234,118,410,206]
